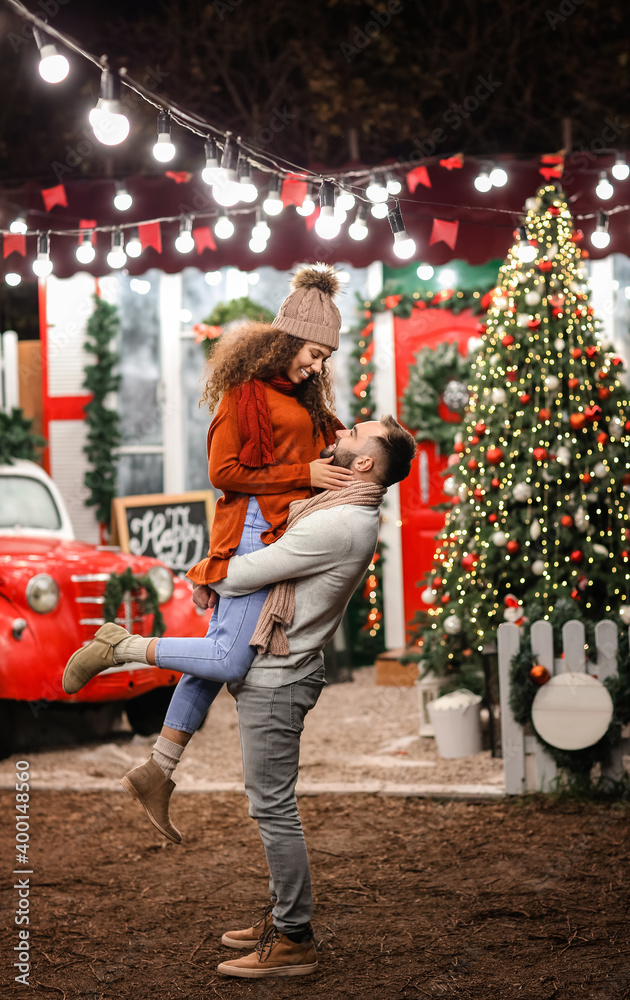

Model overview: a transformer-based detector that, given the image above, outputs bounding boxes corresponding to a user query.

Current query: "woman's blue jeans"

[160,497,270,735]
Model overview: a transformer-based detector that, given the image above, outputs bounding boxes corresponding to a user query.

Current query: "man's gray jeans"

[231,667,325,935]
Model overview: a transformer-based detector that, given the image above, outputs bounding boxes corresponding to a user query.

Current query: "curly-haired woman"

[121,265,350,840]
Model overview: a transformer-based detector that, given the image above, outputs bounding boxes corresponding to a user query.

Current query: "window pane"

[0,476,62,530]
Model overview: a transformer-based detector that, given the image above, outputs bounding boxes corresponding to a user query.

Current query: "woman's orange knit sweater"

[187,384,343,586]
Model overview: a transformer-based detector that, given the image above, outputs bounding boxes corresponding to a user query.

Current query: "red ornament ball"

[571,230,584,243]
[486,446,504,464]
[538,408,552,421]
[433,577,443,589]
[598,387,611,400]
[475,422,486,435]
[581,472,591,483]
[548,206,560,216]
[533,447,548,461]
[621,551,630,561]
[519,393,531,404]
[506,540,520,554]
[539,261,553,272]
[506,371,517,382]
[571,348,582,359]
[491,477,501,488]
[473,488,485,499]
[454,441,465,454]
[441,594,450,604]
[470,435,480,446]
[567,377,580,389]
[468,458,478,470]
[505,595,520,608]
[461,553,478,570]
[597,432,608,444]
[570,412,586,429]
[488,513,498,523]
[586,345,598,358]
[571,550,583,563]
[561,515,573,527]
[528,318,541,330]
[502,334,515,347]
[530,663,550,684]
[571,589,580,601]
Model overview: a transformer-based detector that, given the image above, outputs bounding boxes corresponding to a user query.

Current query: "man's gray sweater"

[214,504,380,686]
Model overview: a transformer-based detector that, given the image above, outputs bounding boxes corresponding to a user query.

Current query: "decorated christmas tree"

[407,182,630,691]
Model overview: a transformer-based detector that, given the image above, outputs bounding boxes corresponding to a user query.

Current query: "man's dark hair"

[370,414,416,487]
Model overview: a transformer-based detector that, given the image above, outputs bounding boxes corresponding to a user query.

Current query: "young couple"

[63,264,416,978]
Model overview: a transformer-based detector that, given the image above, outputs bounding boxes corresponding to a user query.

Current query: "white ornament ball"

[504,606,522,623]
[447,453,460,467]
[491,530,507,547]
[513,482,532,502]
[554,338,565,351]
[525,291,542,306]
[547,242,558,259]
[443,476,458,495]
[593,462,607,478]
[492,387,507,405]
[494,296,509,310]
[619,606,630,625]
[530,519,542,540]
[532,559,545,575]
[467,336,484,354]
[545,374,560,391]
[556,446,571,466]
[592,544,609,557]
[444,614,462,635]
[609,417,623,439]
[517,313,531,328]
[490,353,501,367]
[574,506,588,531]
[458,483,468,499]
[517,272,529,284]
[421,588,437,605]
[525,197,541,211]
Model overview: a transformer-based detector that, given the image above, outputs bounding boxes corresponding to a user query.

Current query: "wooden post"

[497,623,525,794]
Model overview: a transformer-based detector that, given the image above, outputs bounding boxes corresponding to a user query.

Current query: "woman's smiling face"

[285,341,333,384]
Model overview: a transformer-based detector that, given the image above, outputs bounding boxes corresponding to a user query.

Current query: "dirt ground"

[2,789,630,1000]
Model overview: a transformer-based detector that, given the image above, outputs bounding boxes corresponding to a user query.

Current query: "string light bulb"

[252,211,270,242]
[113,182,133,211]
[296,185,316,217]
[212,138,241,206]
[366,174,388,203]
[417,264,434,280]
[591,212,610,249]
[263,176,283,216]
[175,217,195,253]
[385,172,402,195]
[107,230,127,269]
[32,233,52,277]
[596,171,614,200]
[5,273,21,286]
[214,214,234,240]
[125,228,142,257]
[516,226,537,263]
[89,68,129,146]
[489,165,508,187]
[337,188,356,212]
[388,202,416,259]
[349,204,369,241]
[315,181,340,240]
[611,156,629,181]
[33,27,69,84]
[76,231,96,264]
[237,158,258,203]
[370,202,389,219]
[474,169,492,193]
[153,110,175,162]
[9,215,27,235]
[205,271,222,286]
[202,139,224,186]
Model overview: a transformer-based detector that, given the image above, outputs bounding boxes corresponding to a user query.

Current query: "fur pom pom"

[291,263,343,298]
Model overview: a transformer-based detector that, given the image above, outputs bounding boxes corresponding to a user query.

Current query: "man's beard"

[320,443,354,469]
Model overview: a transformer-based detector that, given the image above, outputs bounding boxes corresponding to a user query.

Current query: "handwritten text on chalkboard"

[128,505,205,571]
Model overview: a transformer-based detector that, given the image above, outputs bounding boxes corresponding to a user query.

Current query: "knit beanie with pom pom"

[271,263,343,350]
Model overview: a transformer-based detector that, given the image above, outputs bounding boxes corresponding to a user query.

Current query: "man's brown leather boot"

[217,925,317,978]
[221,903,274,949]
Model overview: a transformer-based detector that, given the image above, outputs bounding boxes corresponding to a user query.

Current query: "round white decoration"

[544,375,560,391]
[531,559,545,575]
[530,518,542,540]
[421,588,437,605]
[492,387,507,404]
[513,482,532,502]
[619,606,630,625]
[443,476,458,495]
[556,446,571,466]
[491,531,507,547]
[593,462,607,478]
[517,313,531,328]
[554,338,565,351]
[503,606,522,623]
[531,673,613,750]
[444,614,462,635]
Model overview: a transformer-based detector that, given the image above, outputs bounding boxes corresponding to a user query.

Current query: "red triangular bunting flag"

[138,221,162,253]
[429,218,459,250]
[539,166,563,180]
[360,339,375,363]
[193,226,217,253]
[79,219,97,229]
[541,152,565,164]
[3,233,26,258]
[281,175,308,207]
[41,184,68,211]
[406,166,431,192]
[352,371,375,397]
[165,171,193,184]
[439,154,464,170]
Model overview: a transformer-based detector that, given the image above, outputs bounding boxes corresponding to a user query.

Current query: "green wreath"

[197,297,275,358]
[103,568,166,638]
[400,340,472,452]
[0,408,46,465]
[509,600,630,775]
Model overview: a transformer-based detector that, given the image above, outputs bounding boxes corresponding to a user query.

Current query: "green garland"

[0,407,45,465]
[508,600,630,774]
[370,285,489,318]
[400,340,472,452]
[198,297,275,358]
[82,296,121,525]
[103,567,166,638]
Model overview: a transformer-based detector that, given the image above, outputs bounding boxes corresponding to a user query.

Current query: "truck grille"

[71,574,154,646]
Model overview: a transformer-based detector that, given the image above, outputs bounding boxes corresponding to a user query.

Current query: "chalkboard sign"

[110,492,214,574]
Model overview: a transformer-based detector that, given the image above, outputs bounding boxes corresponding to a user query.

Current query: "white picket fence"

[498,619,626,793]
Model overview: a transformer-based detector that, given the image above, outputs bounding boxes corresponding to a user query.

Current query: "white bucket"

[427,689,483,759]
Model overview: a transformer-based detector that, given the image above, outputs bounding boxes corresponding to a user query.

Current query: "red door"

[394,308,480,636]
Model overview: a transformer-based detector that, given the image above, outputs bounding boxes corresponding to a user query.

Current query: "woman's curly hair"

[200,321,338,442]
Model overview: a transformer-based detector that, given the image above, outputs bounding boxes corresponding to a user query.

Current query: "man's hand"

[192,584,218,610]
[310,455,353,490]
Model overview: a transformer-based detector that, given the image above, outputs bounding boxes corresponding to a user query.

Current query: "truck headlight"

[26,574,60,614]
[147,566,174,605]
